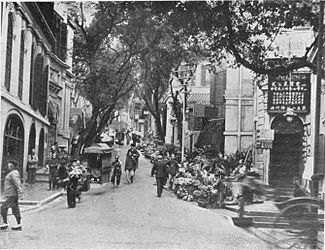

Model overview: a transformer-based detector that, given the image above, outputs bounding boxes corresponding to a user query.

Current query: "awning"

[83,143,113,154]
[195,120,224,150]
[187,93,210,105]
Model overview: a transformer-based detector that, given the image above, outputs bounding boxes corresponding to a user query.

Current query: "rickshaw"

[82,143,116,184]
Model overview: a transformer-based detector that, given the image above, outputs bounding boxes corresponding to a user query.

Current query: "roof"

[84,143,113,154]
[187,93,210,105]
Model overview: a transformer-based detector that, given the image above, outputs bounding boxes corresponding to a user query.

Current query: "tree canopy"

[68,1,322,148]
[148,0,321,75]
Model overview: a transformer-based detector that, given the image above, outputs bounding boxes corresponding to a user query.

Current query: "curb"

[39,190,64,207]
[0,191,64,214]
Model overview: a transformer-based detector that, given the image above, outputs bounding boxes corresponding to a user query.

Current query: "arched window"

[18,30,24,99]
[31,53,43,111]
[39,65,49,116]
[5,13,13,91]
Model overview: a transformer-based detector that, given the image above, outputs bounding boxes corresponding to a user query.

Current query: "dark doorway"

[38,128,45,168]
[270,115,304,186]
[1,114,24,191]
[28,123,36,155]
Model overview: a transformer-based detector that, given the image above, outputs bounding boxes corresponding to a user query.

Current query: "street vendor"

[66,160,84,208]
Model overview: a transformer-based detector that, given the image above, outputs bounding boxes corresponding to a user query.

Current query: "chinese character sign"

[268,73,311,113]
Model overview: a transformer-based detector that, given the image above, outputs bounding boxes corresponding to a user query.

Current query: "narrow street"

[0,146,270,249]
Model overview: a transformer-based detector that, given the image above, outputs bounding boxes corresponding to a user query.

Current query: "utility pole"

[312,0,324,197]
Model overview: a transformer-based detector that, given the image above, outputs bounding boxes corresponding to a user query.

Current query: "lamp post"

[174,62,195,162]
[170,116,177,147]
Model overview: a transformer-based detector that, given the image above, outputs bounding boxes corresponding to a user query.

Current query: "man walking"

[125,143,140,184]
[0,160,23,230]
[152,155,168,198]
[111,155,122,187]
[166,153,179,190]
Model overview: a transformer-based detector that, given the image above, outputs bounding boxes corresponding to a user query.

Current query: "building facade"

[253,27,325,198]
[0,2,74,191]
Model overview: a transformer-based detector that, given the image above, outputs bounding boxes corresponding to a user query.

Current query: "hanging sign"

[267,72,311,114]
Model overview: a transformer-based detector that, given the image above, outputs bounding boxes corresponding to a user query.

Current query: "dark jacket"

[167,159,178,176]
[125,148,140,170]
[112,160,122,176]
[152,160,168,178]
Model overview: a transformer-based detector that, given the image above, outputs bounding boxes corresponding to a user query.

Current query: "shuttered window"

[5,13,13,91]
[29,44,34,106]
[18,30,24,99]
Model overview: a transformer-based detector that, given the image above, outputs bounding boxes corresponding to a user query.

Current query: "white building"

[0,2,74,191]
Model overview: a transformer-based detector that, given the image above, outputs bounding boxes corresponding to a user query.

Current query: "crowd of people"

[0,129,262,231]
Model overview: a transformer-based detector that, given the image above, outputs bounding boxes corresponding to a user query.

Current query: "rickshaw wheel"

[271,203,323,249]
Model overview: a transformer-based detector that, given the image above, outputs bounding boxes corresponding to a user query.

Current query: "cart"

[82,143,116,184]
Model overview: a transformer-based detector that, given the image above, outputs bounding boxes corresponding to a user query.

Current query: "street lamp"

[283,107,296,123]
[174,62,196,162]
[170,116,177,147]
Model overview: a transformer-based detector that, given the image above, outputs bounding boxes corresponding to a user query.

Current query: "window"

[32,54,44,111]
[29,43,35,106]
[5,13,13,90]
[18,30,24,99]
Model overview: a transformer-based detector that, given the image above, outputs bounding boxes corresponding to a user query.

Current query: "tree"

[70,2,146,152]
[134,12,197,141]
[149,1,321,76]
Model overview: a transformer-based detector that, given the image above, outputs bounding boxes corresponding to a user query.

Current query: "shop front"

[255,71,313,190]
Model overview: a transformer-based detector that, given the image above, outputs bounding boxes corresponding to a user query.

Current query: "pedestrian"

[152,155,168,198]
[0,160,23,230]
[57,145,68,189]
[46,151,59,191]
[66,160,83,208]
[166,153,179,190]
[126,130,131,145]
[125,143,140,184]
[111,155,122,187]
[26,149,38,186]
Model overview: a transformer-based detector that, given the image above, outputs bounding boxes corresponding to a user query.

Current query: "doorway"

[28,123,36,155]
[1,114,24,191]
[270,115,304,186]
[38,128,45,168]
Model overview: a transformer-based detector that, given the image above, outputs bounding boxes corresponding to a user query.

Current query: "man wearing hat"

[152,155,169,198]
[0,160,23,230]
[125,143,140,184]
[111,155,122,187]
[57,145,69,188]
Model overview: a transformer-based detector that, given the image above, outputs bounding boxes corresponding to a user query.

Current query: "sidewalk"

[0,182,64,213]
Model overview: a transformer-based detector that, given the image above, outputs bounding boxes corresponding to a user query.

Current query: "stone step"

[252,220,324,230]
[36,172,49,183]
